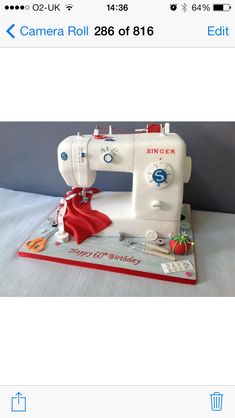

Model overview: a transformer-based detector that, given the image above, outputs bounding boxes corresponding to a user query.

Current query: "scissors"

[26,228,58,253]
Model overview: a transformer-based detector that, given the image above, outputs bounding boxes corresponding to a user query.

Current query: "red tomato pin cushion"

[169,234,194,255]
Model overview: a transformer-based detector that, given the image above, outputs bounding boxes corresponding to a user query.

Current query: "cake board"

[18,204,197,285]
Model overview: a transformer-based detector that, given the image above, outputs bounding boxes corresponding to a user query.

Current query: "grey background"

[0,122,234,213]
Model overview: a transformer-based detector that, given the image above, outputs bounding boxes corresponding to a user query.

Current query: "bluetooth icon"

[182,3,188,12]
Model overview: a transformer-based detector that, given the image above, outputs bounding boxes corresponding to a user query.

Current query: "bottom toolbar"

[0,386,234,417]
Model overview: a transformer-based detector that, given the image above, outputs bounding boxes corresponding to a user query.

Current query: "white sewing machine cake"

[18,123,196,285]
[57,123,192,242]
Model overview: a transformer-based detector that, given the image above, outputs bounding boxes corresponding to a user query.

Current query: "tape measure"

[55,198,70,243]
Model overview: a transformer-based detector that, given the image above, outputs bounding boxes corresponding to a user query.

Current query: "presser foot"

[79,189,94,204]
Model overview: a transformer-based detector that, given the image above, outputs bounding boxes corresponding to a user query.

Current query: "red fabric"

[57,188,112,244]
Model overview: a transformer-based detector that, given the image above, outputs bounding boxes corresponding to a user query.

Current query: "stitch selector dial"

[101,145,118,164]
[145,161,173,189]
[103,152,113,163]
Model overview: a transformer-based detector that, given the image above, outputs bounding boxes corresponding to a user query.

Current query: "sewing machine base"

[91,192,180,238]
[18,204,197,285]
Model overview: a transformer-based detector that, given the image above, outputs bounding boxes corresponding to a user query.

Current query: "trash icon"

[210,392,223,411]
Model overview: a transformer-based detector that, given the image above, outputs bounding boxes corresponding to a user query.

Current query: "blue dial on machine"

[152,169,167,186]
[145,161,173,189]
[61,152,68,161]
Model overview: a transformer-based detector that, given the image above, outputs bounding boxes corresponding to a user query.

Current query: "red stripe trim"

[18,251,196,285]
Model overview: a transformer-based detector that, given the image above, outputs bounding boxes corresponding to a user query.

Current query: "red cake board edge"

[18,250,197,285]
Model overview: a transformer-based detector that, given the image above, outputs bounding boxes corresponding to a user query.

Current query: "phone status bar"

[0,1,234,47]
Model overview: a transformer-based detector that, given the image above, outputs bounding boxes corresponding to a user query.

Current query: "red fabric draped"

[57,188,112,244]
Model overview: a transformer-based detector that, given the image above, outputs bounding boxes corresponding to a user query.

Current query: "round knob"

[145,161,173,189]
[152,169,167,185]
[61,152,68,161]
[103,153,113,163]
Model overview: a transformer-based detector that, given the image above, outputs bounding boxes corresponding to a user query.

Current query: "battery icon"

[213,4,231,11]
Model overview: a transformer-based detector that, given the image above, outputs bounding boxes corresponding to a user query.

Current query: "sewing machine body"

[58,124,192,238]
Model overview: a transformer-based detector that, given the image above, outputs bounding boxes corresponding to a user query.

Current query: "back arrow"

[6,24,15,38]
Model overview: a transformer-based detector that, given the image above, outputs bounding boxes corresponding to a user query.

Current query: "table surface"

[1,187,235,296]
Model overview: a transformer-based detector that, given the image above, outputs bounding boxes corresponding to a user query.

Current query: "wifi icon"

[65,4,73,10]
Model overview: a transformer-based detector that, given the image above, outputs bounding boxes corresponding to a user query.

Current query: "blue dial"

[146,161,173,189]
[152,169,167,186]
[61,152,68,161]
